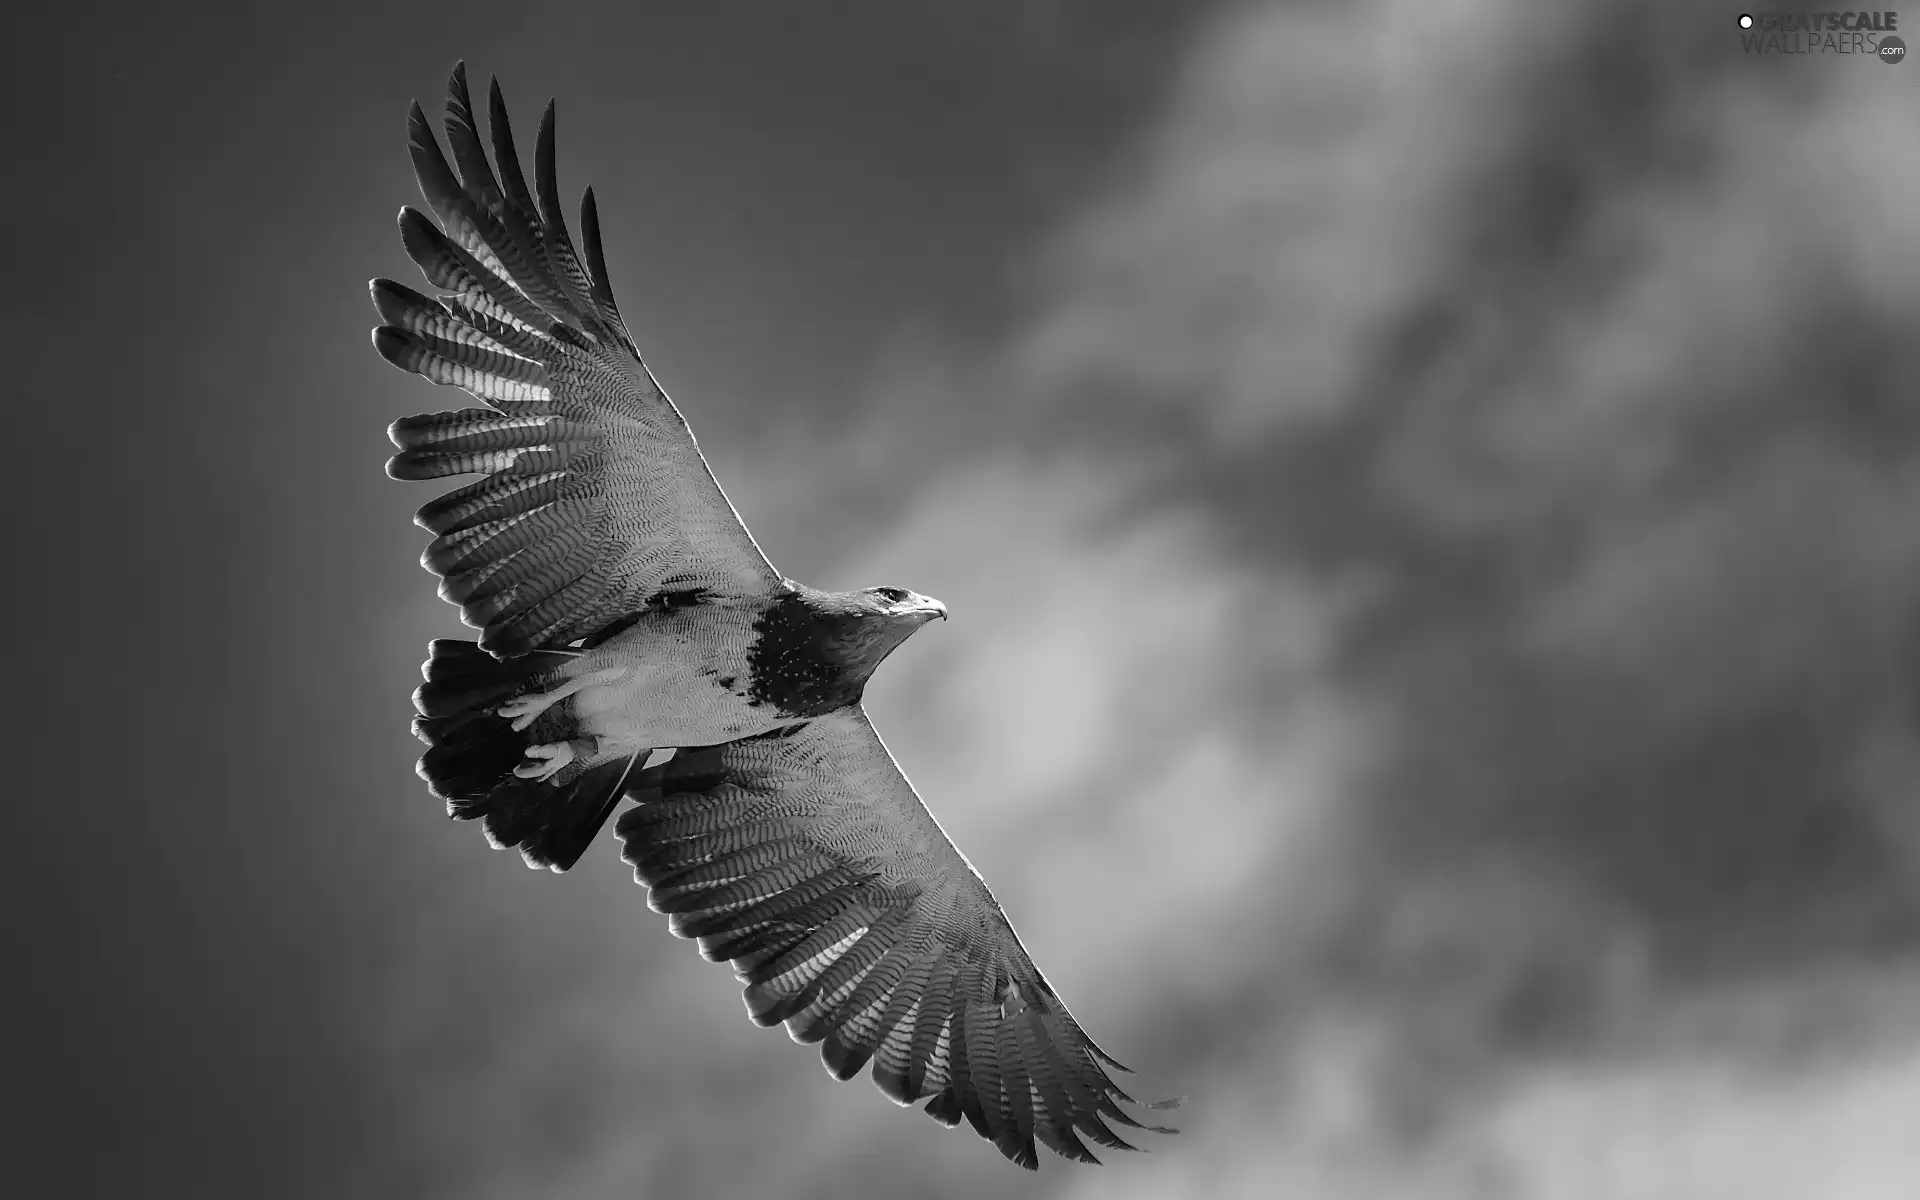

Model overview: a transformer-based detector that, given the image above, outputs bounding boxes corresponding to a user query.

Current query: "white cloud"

[1015,0,1579,441]
[1486,1038,1920,1200]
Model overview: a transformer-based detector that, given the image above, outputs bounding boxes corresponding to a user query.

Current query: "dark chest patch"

[745,591,866,718]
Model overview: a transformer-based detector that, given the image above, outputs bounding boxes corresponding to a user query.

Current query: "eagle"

[370,64,1178,1169]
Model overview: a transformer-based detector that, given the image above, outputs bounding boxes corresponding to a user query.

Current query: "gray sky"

[16,1,1920,1197]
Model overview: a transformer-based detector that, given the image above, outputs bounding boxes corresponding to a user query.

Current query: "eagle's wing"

[618,706,1180,1169]
[371,65,781,656]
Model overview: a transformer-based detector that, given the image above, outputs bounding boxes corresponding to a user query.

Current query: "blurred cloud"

[23,0,1920,1195]
[1018,0,1536,441]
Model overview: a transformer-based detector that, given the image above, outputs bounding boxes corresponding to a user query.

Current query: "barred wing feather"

[371,63,780,655]
[618,707,1180,1169]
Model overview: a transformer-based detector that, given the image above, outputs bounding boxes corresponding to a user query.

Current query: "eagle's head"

[755,583,949,714]
[804,585,947,681]
[859,585,949,625]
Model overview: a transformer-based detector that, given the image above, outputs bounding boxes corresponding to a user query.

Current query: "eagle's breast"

[745,590,870,718]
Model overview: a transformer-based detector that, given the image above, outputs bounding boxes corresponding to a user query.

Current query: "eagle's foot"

[497,668,627,732]
[498,693,563,733]
[513,740,575,782]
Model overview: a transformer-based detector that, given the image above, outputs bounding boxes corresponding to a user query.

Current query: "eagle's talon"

[498,694,549,733]
[498,668,629,732]
[513,740,574,782]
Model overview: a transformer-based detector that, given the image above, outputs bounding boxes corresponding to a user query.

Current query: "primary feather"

[620,710,1180,1168]
[373,63,779,657]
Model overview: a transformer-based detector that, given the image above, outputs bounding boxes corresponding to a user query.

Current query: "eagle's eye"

[874,587,908,603]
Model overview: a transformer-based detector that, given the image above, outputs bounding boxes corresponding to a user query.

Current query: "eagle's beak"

[908,596,948,622]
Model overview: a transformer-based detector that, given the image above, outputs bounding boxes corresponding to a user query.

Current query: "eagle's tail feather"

[410,638,637,872]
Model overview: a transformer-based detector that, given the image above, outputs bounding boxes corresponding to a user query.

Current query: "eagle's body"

[372,64,1174,1170]
[497,593,837,772]
[414,580,946,868]
[547,608,766,753]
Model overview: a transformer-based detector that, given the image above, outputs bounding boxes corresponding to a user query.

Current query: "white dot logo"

[1738,13,1754,28]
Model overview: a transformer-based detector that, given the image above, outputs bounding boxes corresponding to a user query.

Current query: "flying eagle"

[370,65,1177,1169]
